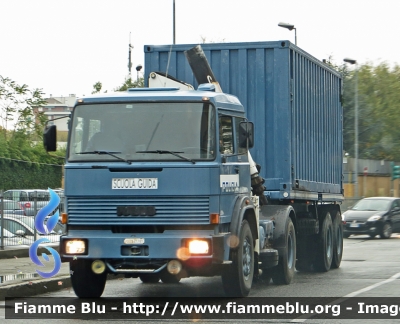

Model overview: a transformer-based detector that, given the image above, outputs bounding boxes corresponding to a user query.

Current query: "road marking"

[344,271,400,297]
[291,271,400,322]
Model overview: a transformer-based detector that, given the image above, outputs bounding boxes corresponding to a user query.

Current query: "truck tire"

[160,270,181,284]
[221,220,254,297]
[331,211,343,269]
[314,212,333,272]
[139,274,160,283]
[70,259,107,298]
[271,218,296,284]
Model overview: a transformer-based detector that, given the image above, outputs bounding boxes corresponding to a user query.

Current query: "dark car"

[342,197,400,239]
[0,199,26,215]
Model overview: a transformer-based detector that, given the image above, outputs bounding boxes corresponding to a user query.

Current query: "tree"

[115,77,144,91]
[0,75,65,167]
[92,81,103,94]
[0,76,46,141]
[341,62,400,161]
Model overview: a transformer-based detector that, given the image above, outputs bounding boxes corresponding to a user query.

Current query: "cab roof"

[75,87,245,113]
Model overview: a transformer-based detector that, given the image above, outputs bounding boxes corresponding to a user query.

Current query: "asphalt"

[0,243,72,299]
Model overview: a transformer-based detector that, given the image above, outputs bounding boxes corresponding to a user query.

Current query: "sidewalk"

[0,244,71,299]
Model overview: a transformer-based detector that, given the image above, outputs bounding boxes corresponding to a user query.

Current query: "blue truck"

[44,40,343,298]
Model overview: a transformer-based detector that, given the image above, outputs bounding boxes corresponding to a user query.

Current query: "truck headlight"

[188,240,209,254]
[65,240,87,254]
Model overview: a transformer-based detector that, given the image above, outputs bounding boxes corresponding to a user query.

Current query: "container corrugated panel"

[144,41,343,197]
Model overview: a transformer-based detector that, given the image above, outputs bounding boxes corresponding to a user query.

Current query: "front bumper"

[60,230,231,275]
[343,220,381,235]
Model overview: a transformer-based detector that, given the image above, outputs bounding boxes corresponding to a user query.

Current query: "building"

[34,94,76,132]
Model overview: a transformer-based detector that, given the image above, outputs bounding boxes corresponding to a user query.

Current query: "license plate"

[124,238,145,244]
[350,223,360,228]
[112,178,158,189]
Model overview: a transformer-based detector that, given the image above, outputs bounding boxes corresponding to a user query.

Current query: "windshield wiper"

[136,150,195,164]
[77,151,132,164]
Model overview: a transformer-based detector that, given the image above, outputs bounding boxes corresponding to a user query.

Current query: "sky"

[1,0,399,98]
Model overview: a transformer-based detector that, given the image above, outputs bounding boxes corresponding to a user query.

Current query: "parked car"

[0,199,26,215]
[0,226,33,246]
[342,197,400,239]
[1,215,65,243]
[3,189,63,216]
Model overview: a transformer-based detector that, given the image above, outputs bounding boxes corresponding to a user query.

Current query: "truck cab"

[45,85,267,297]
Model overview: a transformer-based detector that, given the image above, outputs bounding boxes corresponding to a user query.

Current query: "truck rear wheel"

[314,212,333,272]
[271,218,296,284]
[331,210,343,269]
[70,259,107,298]
[222,219,254,297]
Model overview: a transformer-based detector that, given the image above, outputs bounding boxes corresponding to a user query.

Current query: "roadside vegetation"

[325,59,400,161]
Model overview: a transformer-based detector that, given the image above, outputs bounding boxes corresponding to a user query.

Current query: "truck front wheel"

[222,219,254,297]
[271,218,296,284]
[70,259,107,298]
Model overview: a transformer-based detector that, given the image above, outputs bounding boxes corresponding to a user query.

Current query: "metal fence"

[0,192,65,248]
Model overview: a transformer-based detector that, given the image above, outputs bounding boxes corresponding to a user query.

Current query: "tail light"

[25,202,31,208]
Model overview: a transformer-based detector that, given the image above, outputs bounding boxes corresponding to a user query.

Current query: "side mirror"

[238,121,254,149]
[43,125,57,152]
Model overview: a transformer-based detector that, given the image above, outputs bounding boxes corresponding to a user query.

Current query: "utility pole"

[128,32,133,77]
[173,0,176,44]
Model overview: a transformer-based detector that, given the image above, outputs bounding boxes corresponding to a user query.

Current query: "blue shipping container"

[144,41,343,201]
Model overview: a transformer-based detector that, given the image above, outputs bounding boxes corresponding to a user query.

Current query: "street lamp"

[343,57,358,198]
[136,64,143,83]
[278,22,297,45]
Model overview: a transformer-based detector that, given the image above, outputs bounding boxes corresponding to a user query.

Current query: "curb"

[0,245,60,260]
[0,246,125,299]
[0,275,71,300]
[0,274,124,300]
[0,245,69,300]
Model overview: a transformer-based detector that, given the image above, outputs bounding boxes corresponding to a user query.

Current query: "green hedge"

[0,159,62,191]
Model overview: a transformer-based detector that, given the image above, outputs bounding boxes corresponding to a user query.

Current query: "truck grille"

[67,196,210,225]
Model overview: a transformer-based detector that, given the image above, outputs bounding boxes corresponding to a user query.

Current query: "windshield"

[68,102,216,162]
[352,199,391,211]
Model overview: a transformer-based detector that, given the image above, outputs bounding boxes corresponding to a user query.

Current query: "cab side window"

[219,116,233,154]
[235,117,247,154]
